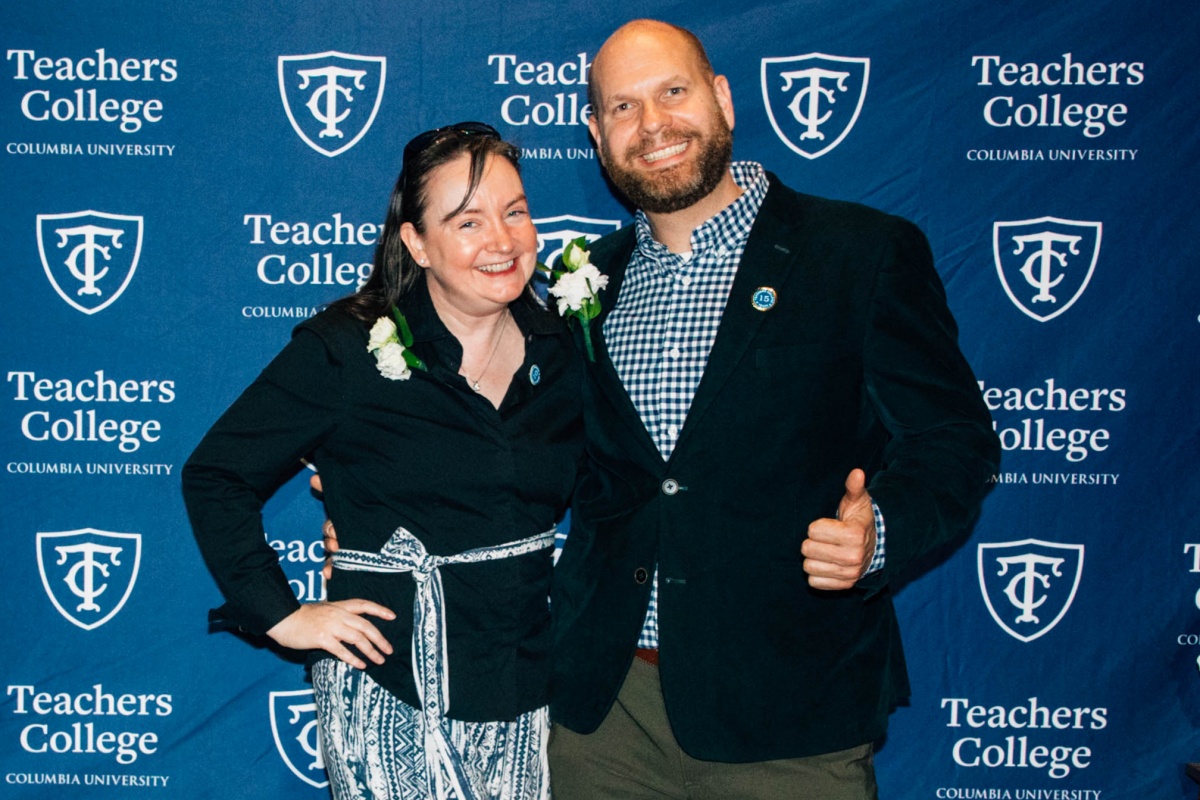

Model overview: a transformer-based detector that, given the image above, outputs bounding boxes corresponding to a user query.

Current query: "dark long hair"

[331,130,523,321]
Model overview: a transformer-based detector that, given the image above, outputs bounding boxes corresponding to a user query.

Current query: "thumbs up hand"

[801,469,877,591]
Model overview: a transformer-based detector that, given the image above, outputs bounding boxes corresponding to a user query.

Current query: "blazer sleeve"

[856,217,1001,591]
[181,323,348,634]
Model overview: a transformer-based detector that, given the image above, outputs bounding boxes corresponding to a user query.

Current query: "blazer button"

[661,479,679,496]
[633,567,649,584]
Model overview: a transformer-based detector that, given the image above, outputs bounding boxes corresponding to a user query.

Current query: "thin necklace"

[463,309,509,393]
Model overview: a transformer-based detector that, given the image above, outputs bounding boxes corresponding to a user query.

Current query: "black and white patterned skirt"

[312,659,549,800]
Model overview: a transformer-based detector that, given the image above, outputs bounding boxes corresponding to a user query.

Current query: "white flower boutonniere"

[367,307,426,380]
[542,237,608,361]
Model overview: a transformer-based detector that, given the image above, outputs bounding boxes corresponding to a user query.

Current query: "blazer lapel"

[670,182,799,460]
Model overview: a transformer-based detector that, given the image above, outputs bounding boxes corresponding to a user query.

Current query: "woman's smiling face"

[402,152,538,317]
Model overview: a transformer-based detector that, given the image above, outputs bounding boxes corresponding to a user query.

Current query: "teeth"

[477,260,514,274]
[643,142,687,163]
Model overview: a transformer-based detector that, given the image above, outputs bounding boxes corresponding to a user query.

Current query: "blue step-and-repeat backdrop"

[3,1,1198,797]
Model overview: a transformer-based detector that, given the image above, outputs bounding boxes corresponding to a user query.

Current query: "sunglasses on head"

[402,121,500,166]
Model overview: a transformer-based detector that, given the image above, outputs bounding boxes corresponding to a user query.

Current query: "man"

[547,19,1000,799]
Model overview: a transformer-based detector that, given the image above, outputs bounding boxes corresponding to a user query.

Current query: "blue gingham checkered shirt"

[602,162,885,649]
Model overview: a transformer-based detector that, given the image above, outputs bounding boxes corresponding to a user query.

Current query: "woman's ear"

[399,222,428,267]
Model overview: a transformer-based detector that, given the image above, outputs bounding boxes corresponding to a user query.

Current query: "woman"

[182,122,583,800]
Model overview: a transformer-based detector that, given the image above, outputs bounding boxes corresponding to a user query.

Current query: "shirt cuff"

[864,500,886,575]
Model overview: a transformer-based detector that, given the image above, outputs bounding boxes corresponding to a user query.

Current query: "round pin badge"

[529,364,541,385]
[751,287,777,312]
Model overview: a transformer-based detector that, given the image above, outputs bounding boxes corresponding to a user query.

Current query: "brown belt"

[634,647,659,666]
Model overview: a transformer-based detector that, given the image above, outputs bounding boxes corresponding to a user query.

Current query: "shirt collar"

[632,161,770,265]
[400,274,449,343]
[402,273,562,344]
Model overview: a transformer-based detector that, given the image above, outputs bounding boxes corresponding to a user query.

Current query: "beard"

[599,117,733,215]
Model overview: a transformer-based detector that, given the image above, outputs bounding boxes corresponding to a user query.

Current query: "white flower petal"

[547,245,605,318]
[375,341,412,380]
[368,316,398,352]
[548,271,589,311]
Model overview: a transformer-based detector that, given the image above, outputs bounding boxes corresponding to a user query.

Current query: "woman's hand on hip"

[267,600,395,670]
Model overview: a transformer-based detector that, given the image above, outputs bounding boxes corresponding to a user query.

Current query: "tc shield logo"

[37,211,143,315]
[978,539,1084,642]
[531,214,621,299]
[533,214,622,268]
[993,217,1102,322]
[37,529,142,630]
[278,51,386,157]
[761,54,870,159]
[270,690,329,789]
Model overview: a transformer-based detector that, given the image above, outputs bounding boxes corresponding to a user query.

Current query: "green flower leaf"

[391,305,415,348]
[384,306,426,372]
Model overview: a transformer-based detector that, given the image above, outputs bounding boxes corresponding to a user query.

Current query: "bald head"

[583,18,738,220]
[587,20,715,118]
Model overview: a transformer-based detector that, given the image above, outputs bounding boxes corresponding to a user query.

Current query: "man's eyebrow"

[605,74,693,103]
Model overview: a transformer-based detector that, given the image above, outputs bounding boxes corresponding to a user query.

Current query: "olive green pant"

[549,656,878,800]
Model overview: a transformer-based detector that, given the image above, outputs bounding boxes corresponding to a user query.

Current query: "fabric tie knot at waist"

[376,535,441,582]
[331,525,555,800]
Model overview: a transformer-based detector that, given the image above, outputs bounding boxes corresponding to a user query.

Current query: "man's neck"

[645,171,744,253]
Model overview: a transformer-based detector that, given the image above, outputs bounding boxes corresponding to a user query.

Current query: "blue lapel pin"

[751,287,777,312]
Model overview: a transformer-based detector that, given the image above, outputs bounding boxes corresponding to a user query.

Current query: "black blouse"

[182,277,584,721]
